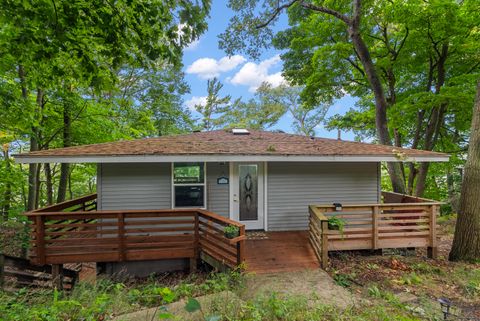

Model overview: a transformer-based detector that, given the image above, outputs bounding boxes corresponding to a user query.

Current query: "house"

[16,129,448,275]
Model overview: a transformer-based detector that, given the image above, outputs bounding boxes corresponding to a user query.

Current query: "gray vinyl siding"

[98,162,229,213]
[98,163,171,210]
[206,162,230,217]
[267,162,380,231]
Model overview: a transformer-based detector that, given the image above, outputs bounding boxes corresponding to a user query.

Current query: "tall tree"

[220,0,480,195]
[1,136,12,221]
[220,0,407,193]
[195,78,231,131]
[449,81,480,262]
[264,84,328,136]
[223,83,286,130]
[0,0,210,209]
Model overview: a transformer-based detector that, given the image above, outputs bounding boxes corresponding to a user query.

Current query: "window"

[173,162,206,208]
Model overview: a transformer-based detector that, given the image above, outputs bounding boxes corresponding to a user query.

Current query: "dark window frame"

[172,162,206,208]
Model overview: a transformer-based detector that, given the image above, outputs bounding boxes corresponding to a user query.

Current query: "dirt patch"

[242,269,356,309]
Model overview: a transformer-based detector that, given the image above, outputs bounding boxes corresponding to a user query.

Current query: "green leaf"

[184,297,201,313]
[205,315,221,321]
[158,312,175,319]
[160,287,176,303]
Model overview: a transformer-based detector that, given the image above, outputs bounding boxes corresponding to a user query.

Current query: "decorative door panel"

[239,164,258,221]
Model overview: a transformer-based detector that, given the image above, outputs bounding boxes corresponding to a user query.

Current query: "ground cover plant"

[0,269,243,321]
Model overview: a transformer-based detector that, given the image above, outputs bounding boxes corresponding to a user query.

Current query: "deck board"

[245,231,320,274]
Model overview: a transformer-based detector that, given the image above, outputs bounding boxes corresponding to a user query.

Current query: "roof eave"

[13,154,450,164]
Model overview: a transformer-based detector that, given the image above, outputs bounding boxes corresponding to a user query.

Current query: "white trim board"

[264,161,268,232]
[15,154,450,164]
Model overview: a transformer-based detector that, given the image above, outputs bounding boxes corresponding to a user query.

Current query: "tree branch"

[299,1,351,25]
[345,57,365,77]
[40,101,89,149]
[392,27,409,60]
[256,0,299,29]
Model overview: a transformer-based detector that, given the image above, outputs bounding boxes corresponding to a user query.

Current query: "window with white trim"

[172,162,206,208]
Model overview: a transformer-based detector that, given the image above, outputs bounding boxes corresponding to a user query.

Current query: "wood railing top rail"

[28,193,97,213]
[25,208,198,217]
[311,202,442,209]
[309,205,328,221]
[197,209,244,228]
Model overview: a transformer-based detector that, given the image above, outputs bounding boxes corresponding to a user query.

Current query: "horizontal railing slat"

[27,196,245,271]
[309,192,441,268]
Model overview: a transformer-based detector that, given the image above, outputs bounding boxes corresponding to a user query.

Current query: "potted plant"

[327,216,346,232]
[224,224,240,239]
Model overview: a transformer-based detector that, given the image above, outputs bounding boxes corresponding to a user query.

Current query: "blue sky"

[181,1,357,140]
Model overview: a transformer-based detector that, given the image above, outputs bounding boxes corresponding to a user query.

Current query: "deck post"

[117,213,126,262]
[427,205,438,259]
[52,264,64,290]
[35,215,46,265]
[372,206,379,249]
[190,212,199,273]
[237,225,246,266]
[321,220,328,269]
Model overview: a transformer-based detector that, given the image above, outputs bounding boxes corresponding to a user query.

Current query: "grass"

[1,269,431,321]
[201,291,425,321]
[0,270,244,321]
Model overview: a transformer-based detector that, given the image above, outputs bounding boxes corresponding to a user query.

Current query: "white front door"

[231,162,264,230]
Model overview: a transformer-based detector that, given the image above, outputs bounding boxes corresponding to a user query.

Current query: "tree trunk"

[2,147,12,221]
[348,27,406,194]
[18,65,38,211]
[34,163,41,209]
[44,163,53,205]
[446,169,459,213]
[414,44,449,197]
[68,166,74,200]
[449,81,480,261]
[27,86,44,211]
[57,96,71,203]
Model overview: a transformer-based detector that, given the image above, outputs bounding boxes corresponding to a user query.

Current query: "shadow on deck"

[245,231,319,274]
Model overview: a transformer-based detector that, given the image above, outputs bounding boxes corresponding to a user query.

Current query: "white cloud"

[186,55,246,79]
[185,96,207,111]
[230,55,286,92]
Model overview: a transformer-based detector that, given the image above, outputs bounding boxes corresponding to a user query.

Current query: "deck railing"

[26,196,245,271]
[309,191,441,268]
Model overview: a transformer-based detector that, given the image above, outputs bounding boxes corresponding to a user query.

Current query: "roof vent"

[231,128,250,135]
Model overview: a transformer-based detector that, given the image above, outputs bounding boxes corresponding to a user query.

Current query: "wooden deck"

[245,231,319,274]
[25,191,442,275]
[26,194,246,271]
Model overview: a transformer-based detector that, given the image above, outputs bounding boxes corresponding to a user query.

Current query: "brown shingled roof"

[15,130,448,161]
